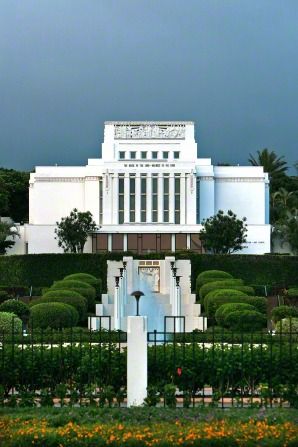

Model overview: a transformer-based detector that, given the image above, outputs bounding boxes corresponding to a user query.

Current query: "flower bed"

[0,416,297,446]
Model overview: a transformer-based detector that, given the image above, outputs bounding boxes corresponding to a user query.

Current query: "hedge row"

[0,253,298,291]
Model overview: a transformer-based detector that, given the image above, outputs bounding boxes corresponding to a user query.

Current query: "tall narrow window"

[118,176,124,224]
[99,179,103,225]
[163,175,169,222]
[174,175,180,224]
[141,175,147,223]
[152,175,158,222]
[129,176,136,222]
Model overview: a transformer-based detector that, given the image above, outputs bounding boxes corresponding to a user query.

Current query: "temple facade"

[11,121,271,254]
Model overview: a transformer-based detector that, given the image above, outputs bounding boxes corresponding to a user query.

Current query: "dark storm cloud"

[0,0,297,171]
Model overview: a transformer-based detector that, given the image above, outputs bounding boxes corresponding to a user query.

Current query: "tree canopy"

[0,168,30,222]
[0,220,20,254]
[55,208,97,253]
[200,210,247,254]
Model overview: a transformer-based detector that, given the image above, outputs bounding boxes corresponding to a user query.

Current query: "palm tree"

[0,220,20,254]
[248,149,288,179]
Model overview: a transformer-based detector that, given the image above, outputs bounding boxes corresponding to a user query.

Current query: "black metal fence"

[0,317,297,408]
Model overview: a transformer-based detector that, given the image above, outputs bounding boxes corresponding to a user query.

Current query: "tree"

[248,149,288,191]
[273,209,298,254]
[55,208,97,253]
[0,168,30,222]
[0,220,20,254]
[200,210,247,254]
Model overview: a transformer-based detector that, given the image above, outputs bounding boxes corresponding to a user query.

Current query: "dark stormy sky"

[0,0,298,172]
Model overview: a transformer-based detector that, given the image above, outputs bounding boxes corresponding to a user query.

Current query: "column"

[124,173,130,223]
[158,173,163,223]
[199,175,215,222]
[127,316,148,407]
[169,174,175,223]
[84,177,100,225]
[146,173,152,223]
[180,175,186,225]
[135,174,141,223]
[186,172,196,224]
[112,173,119,224]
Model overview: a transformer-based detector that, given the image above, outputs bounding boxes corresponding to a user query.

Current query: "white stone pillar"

[124,174,130,223]
[135,174,141,223]
[112,173,119,224]
[114,278,120,330]
[180,175,186,225]
[146,173,152,223]
[158,173,163,223]
[169,174,175,223]
[127,316,147,407]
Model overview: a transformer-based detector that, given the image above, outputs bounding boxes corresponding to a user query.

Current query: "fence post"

[127,316,147,407]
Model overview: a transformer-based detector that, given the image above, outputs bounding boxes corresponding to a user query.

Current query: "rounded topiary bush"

[288,288,298,298]
[205,294,249,318]
[50,280,96,311]
[243,296,267,314]
[271,305,298,323]
[63,273,102,299]
[0,312,22,333]
[204,288,248,311]
[275,318,298,333]
[225,310,267,331]
[215,303,256,326]
[0,299,30,321]
[199,279,247,300]
[30,290,87,322]
[30,303,79,329]
[196,270,233,294]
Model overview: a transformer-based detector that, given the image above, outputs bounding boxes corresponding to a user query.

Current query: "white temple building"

[11,121,270,254]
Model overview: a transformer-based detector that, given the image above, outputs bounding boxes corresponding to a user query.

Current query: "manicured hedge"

[50,280,96,311]
[0,253,297,292]
[288,288,298,298]
[63,273,102,299]
[30,291,87,322]
[196,270,233,294]
[0,312,22,333]
[29,303,79,329]
[215,303,256,326]
[199,279,245,300]
[225,310,267,331]
[204,288,248,310]
[0,299,30,321]
[271,306,298,323]
[205,295,267,318]
[275,317,298,333]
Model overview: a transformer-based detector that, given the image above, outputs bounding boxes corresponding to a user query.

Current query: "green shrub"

[205,294,265,318]
[63,273,102,299]
[288,288,298,298]
[243,296,267,314]
[275,317,298,333]
[225,310,267,331]
[50,280,96,311]
[204,288,248,310]
[0,291,10,304]
[199,279,247,300]
[30,303,79,329]
[215,303,256,326]
[31,290,87,322]
[271,306,298,323]
[196,270,233,294]
[0,312,22,333]
[0,299,30,321]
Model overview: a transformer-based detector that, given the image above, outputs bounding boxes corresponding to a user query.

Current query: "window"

[174,151,180,159]
[119,151,125,159]
[118,176,124,224]
[163,175,169,222]
[141,175,147,223]
[141,151,147,159]
[152,151,158,159]
[92,234,108,252]
[112,234,124,251]
[174,175,180,224]
[163,151,169,159]
[175,234,187,250]
[99,179,103,225]
[152,175,158,222]
[129,176,135,222]
[130,151,136,159]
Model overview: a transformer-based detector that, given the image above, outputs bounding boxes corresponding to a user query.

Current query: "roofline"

[104,121,195,125]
